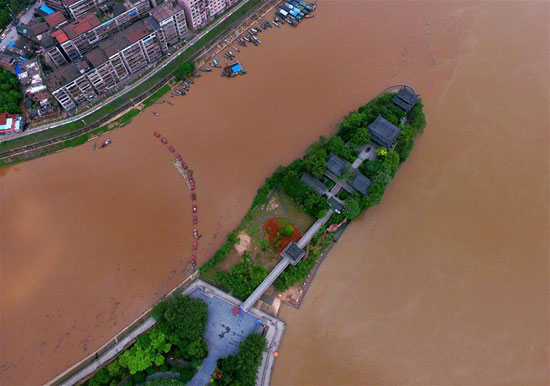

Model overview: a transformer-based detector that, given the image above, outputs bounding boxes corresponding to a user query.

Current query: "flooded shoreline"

[1,1,548,384]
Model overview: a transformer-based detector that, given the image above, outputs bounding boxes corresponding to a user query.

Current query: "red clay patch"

[263,217,302,253]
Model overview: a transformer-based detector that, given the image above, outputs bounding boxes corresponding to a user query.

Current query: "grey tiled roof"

[367,115,401,149]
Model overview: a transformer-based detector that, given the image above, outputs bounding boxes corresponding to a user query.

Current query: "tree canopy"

[0,0,28,30]
[0,68,22,114]
[214,333,267,386]
[215,253,267,300]
[175,61,196,81]
[350,127,370,148]
[118,327,172,375]
[153,294,209,361]
[343,196,361,220]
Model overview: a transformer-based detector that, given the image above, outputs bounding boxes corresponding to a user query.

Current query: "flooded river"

[1,1,548,384]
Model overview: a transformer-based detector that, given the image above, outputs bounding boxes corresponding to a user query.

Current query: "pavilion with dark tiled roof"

[350,172,372,195]
[367,115,401,149]
[301,173,328,195]
[281,241,306,266]
[326,153,349,178]
[392,86,418,112]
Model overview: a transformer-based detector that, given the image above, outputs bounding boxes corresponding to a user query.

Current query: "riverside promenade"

[55,280,285,386]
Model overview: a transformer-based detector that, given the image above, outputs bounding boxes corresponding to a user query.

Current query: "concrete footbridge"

[241,143,374,312]
[241,208,334,312]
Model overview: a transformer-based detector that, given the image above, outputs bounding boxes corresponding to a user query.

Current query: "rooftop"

[85,47,108,67]
[301,173,328,195]
[51,29,69,44]
[392,87,418,112]
[281,241,306,265]
[65,0,84,6]
[367,114,401,149]
[63,13,101,39]
[45,62,81,90]
[19,22,50,37]
[125,19,153,43]
[350,171,372,195]
[150,0,185,22]
[326,153,349,178]
[45,11,67,28]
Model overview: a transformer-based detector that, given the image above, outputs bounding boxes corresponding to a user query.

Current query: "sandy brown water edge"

[1,0,549,384]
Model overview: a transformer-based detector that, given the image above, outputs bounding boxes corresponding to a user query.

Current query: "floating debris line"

[153,130,199,271]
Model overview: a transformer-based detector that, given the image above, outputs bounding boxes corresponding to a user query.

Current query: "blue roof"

[40,4,55,14]
[9,41,15,47]
[231,63,243,73]
[15,65,21,75]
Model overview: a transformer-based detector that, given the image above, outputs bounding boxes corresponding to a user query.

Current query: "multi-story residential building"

[63,0,110,19]
[43,0,68,14]
[47,19,169,110]
[182,0,231,29]
[46,0,151,66]
[181,0,205,30]
[149,0,188,50]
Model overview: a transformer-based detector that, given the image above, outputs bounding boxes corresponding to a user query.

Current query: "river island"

[58,85,425,386]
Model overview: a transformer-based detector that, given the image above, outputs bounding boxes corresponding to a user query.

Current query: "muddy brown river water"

[1,1,548,384]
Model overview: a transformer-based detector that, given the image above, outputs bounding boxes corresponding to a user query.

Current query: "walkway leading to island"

[241,145,372,312]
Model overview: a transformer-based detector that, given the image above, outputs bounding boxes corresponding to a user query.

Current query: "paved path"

[240,146,377,313]
[242,206,334,312]
[241,257,291,311]
[296,208,334,249]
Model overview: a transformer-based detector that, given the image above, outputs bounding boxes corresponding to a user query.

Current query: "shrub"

[281,224,294,238]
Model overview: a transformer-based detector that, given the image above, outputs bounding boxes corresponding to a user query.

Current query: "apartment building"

[149,0,188,50]
[46,0,151,67]
[47,19,168,110]
[180,0,237,29]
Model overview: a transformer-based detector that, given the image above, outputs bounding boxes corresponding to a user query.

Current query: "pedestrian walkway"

[240,144,374,313]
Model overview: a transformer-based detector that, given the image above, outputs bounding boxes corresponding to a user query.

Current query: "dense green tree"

[303,147,327,178]
[215,333,267,386]
[118,327,171,375]
[0,0,27,29]
[153,295,208,362]
[359,182,386,210]
[395,124,415,162]
[350,127,371,148]
[0,68,22,114]
[175,61,196,81]
[87,367,111,386]
[175,61,195,80]
[325,135,353,162]
[343,196,361,220]
[338,112,367,141]
[215,254,267,300]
